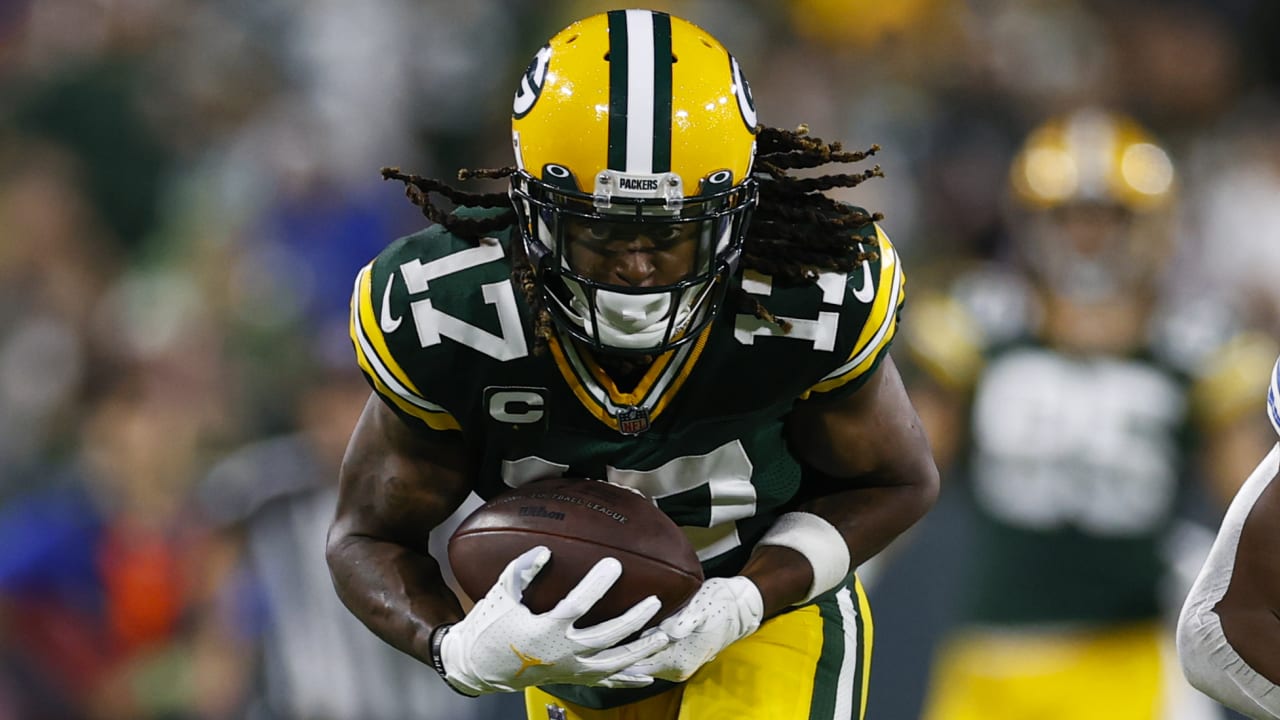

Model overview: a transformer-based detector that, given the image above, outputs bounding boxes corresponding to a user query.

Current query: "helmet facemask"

[1020,204,1148,303]
[511,167,757,354]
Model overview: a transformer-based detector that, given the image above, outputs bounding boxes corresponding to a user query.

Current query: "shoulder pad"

[1147,294,1244,376]
[1188,331,1280,430]
[948,263,1039,347]
[734,223,906,400]
[349,227,529,432]
[899,291,985,392]
[898,262,1038,392]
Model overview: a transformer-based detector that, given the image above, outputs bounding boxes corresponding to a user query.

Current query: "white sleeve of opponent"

[1176,443,1280,720]
[1269,355,1280,437]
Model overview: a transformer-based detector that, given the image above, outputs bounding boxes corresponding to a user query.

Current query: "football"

[448,476,704,629]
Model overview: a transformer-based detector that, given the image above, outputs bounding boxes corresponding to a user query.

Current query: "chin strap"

[564,281,705,351]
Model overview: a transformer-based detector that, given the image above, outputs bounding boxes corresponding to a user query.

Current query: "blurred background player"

[1177,355,1280,719]
[900,108,1279,720]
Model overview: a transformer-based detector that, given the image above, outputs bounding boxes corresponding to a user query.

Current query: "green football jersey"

[351,218,904,579]
[350,217,905,709]
[903,265,1275,627]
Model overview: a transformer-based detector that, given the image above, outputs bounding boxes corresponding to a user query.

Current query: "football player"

[904,108,1278,719]
[1176,355,1280,719]
[325,9,939,720]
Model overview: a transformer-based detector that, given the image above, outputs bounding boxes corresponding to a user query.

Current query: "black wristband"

[429,623,479,698]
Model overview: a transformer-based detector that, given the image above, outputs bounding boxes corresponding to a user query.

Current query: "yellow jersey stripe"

[579,339,678,405]
[355,264,425,397]
[349,268,460,431]
[547,322,714,431]
[548,332,620,431]
[845,227,900,363]
[649,323,712,419]
[804,230,905,396]
[354,337,461,431]
[853,576,874,720]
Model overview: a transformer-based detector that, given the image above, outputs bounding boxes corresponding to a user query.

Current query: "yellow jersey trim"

[803,228,906,398]
[853,575,875,720]
[547,322,713,432]
[350,264,460,431]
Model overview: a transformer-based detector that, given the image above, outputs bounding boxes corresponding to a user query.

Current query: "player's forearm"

[807,477,937,560]
[1177,445,1280,718]
[1179,601,1280,719]
[777,356,940,610]
[743,479,936,618]
[1215,445,1280,685]
[1219,605,1280,686]
[739,545,814,617]
[328,397,475,663]
[325,529,464,664]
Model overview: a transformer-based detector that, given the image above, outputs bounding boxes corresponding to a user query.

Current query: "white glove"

[622,576,764,682]
[437,546,671,695]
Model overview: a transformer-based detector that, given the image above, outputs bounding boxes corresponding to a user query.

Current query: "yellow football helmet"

[509,9,759,353]
[1007,108,1177,301]
[1010,108,1175,212]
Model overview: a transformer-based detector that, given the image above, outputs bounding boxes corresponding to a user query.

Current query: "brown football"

[448,476,704,629]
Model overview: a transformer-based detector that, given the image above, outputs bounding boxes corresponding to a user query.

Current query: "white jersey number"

[500,440,758,562]
[970,349,1186,537]
[398,241,529,362]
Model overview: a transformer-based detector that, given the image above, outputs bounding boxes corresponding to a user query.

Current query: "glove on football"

[622,576,763,682]
[438,546,670,694]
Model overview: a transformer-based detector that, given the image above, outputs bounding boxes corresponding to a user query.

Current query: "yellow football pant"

[922,622,1170,720]
[526,577,873,720]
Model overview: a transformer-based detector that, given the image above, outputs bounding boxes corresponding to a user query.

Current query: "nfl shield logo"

[546,704,568,720]
[616,405,651,436]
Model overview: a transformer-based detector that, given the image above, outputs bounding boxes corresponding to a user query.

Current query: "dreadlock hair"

[381,124,883,352]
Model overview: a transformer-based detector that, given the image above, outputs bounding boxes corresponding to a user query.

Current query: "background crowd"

[1,0,1278,718]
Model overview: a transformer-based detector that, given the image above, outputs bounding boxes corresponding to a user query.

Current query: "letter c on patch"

[489,390,545,424]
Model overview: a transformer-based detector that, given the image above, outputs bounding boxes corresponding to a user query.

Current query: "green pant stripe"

[807,576,867,720]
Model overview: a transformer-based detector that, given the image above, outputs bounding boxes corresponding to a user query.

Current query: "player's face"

[1026,202,1165,302]
[1050,204,1131,255]
[563,217,701,288]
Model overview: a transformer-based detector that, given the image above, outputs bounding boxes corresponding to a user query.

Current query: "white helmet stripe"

[624,9,656,174]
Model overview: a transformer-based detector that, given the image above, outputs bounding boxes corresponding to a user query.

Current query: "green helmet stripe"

[651,11,673,173]
[606,10,629,171]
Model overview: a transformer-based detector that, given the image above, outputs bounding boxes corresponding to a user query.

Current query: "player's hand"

[437,546,671,694]
[621,576,764,682]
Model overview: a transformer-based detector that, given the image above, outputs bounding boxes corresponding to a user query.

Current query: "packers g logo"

[513,45,552,119]
[729,55,757,131]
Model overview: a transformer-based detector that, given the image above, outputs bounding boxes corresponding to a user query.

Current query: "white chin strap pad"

[597,290,674,330]
[566,281,701,350]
